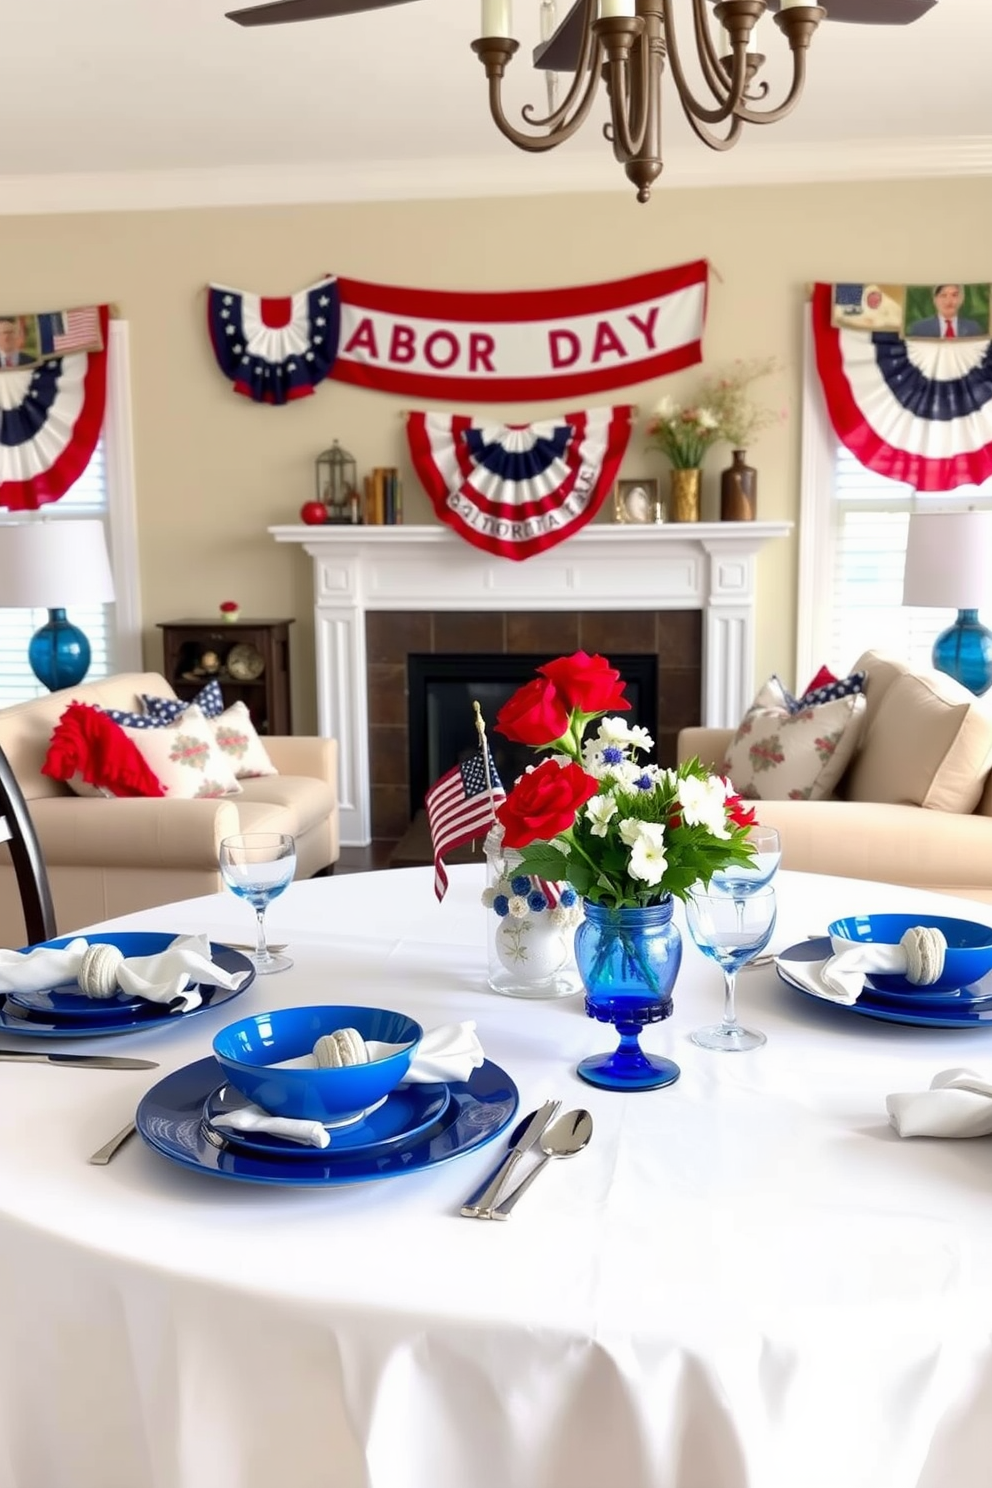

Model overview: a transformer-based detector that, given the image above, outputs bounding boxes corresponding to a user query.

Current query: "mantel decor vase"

[669,468,701,523]
[483,825,582,1000]
[720,450,757,522]
[575,897,682,1090]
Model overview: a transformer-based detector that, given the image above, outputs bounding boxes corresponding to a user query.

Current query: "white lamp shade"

[903,510,992,610]
[0,520,115,608]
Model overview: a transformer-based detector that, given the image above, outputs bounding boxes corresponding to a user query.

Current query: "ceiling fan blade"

[227,0,417,25]
[766,0,937,20]
[536,0,936,70]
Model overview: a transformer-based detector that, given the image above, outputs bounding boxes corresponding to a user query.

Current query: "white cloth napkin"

[226,1021,486,1148]
[0,934,250,1015]
[211,1107,334,1149]
[887,1067,992,1138]
[779,936,928,1006]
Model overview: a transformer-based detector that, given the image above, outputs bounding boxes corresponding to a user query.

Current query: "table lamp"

[0,519,115,690]
[902,509,992,696]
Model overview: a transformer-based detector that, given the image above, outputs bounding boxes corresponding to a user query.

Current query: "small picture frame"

[614,478,662,524]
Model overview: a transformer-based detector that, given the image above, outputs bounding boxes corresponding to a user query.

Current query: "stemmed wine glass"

[219,832,296,974]
[710,825,781,896]
[685,882,776,1051]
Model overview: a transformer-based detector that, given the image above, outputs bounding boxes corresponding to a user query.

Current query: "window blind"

[0,439,116,706]
[829,446,992,675]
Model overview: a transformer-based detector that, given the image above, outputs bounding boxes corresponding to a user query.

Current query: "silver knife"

[0,1052,158,1070]
[460,1098,560,1219]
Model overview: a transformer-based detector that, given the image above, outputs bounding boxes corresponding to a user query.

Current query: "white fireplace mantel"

[269,522,791,845]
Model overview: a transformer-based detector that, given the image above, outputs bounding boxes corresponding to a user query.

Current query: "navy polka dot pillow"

[793,669,866,712]
[140,679,226,723]
[102,707,159,730]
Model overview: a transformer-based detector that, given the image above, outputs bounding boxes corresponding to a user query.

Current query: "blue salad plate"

[136,1056,519,1186]
[203,1078,452,1162]
[776,936,992,1028]
[0,932,254,1038]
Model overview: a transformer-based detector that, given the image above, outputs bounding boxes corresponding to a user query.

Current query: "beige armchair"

[0,672,339,946]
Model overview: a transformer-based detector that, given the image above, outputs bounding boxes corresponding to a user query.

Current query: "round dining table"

[3,863,992,1488]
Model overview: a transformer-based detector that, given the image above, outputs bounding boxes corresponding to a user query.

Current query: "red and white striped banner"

[333,260,708,402]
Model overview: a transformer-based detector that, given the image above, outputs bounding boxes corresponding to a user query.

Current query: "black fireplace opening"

[408,653,659,818]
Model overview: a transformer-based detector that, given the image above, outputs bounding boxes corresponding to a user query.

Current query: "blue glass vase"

[575,897,681,1091]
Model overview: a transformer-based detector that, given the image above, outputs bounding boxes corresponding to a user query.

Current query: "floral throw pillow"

[208,701,278,779]
[721,684,867,801]
[139,679,226,724]
[121,704,242,800]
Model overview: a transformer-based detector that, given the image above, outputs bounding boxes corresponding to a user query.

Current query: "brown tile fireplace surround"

[366,608,701,842]
[270,522,791,847]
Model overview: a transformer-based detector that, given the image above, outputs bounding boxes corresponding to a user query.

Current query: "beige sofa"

[0,672,339,946]
[679,650,992,904]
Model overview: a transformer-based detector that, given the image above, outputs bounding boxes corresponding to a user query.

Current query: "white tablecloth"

[4,865,992,1488]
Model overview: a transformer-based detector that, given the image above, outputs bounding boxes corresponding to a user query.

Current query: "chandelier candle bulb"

[599,0,636,16]
[481,0,513,37]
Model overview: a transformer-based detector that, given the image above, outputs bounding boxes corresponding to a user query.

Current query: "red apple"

[300,501,328,526]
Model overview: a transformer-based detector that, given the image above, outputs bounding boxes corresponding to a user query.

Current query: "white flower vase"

[483,825,582,1000]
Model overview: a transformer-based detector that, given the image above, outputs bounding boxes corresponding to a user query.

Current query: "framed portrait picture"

[614,478,661,524]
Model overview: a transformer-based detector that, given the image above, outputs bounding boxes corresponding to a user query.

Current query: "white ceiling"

[3,0,991,212]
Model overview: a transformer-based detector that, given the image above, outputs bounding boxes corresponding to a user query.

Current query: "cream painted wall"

[3,174,991,732]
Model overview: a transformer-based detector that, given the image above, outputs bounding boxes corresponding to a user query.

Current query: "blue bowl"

[212,1005,422,1122]
[827,913,992,995]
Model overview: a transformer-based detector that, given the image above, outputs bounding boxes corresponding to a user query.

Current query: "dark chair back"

[0,744,56,947]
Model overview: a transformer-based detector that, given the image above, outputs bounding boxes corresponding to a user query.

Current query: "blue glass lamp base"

[932,610,992,697]
[28,608,91,691]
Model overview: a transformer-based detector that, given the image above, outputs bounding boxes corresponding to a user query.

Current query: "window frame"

[0,319,141,699]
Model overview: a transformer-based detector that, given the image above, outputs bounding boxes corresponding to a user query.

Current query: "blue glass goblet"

[685,882,776,1052]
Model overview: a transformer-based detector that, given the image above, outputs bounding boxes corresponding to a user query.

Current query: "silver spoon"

[489,1109,593,1220]
[88,1120,136,1165]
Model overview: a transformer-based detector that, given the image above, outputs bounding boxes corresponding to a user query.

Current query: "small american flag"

[37,306,103,358]
[426,747,505,902]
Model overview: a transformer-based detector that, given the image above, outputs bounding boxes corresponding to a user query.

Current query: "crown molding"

[1,135,990,216]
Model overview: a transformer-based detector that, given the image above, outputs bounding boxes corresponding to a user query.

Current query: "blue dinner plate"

[137,1056,519,1187]
[0,934,254,1038]
[776,937,992,1028]
[203,1078,452,1161]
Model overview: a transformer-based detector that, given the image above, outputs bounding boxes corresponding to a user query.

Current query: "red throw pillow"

[802,664,839,695]
[42,702,165,798]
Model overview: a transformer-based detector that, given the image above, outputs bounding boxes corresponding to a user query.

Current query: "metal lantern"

[315,440,360,524]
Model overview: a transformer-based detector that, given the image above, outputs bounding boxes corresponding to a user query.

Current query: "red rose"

[495,677,570,747]
[538,651,630,715]
[496,758,600,849]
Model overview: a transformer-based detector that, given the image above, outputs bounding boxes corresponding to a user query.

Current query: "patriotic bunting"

[0,304,109,511]
[812,282,992,491]
[207,277,340,405]
[206,261,708,405]
[406,406,634,561]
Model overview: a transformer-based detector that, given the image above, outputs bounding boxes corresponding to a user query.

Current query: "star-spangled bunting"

[406,406,633,561]
[426,747,505,902]
[0,304,109,510]
[207,277,341,405]
[812,282,992,491]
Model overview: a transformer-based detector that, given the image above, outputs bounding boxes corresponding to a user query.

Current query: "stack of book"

[363,467,403,525]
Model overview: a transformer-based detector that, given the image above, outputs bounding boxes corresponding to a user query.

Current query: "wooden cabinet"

[157,619,294,735]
